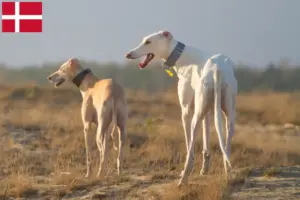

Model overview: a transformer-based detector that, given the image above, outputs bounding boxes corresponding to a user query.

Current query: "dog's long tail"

[213,67,232,168]
[110,99,118,151]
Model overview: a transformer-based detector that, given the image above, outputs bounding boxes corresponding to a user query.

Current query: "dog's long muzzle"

[55,79,65,87]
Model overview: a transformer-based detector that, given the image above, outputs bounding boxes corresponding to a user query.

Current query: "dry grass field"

[0,85,300,200]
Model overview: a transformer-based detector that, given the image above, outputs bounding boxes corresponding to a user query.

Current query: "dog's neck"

[161,39,209,80]
[160,40,187,65]
[162,41,185,70]
[72,69,98,96]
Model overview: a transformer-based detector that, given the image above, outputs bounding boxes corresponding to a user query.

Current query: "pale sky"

[0,0,299,68]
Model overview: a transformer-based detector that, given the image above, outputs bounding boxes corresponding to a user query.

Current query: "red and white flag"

[2,1,42,33]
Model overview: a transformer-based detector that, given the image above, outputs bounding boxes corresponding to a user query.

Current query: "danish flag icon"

[2,1,43,33]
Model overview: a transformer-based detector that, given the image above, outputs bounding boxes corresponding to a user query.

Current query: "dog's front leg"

[178,80,194,153]
[178,81,209,187]
[179,110,204,186]
[178,80,194,178]
[83,122,93,178]
[178,79,194,176]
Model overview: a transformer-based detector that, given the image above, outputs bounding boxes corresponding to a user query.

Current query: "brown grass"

[263,167,281,178]
[0,85,300,199]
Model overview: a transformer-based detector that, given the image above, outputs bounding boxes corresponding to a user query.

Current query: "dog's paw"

[117,169,123,176]
[200,169,208,175]
[96,171,105,179]
[177,177,188,188]
[177,182,184,188]
[225,171,233,181]
[200,166,209,175]
[85,173,91,178]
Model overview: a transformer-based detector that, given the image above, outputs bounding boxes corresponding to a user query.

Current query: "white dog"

[125,30,238,186]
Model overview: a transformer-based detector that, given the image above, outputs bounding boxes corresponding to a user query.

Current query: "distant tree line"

[0,60,300,93]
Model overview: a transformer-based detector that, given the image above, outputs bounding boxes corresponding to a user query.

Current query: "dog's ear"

[68,58,79,66]
[68,58,79,65]
[161,31,173,40]
[67,58,79,71]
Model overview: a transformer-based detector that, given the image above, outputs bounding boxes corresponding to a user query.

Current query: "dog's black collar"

[72,68,92,87]
[162,41,185,70]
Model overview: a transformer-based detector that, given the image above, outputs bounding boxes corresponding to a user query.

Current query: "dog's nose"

[47,76,52,81]
[125,53,132,59]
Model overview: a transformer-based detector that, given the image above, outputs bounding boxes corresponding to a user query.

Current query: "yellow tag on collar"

[165,69,174,77]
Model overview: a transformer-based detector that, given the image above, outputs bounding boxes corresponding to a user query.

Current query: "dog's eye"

[144,40,151,45]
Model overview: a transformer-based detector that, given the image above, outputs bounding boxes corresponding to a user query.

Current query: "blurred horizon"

[0,0,300,68]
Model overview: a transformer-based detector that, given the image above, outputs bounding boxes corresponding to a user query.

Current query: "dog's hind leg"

[96,126,103,177]
[96,104,112,178]
[83,122,93,178]
[110,123,118,151]
[116,102,127,176]
[222,91,236,176]
[96,120,111,178]
[213,68,231,177]
[200,114,211,175]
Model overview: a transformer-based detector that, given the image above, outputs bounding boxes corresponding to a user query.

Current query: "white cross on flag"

[1,1,42,33]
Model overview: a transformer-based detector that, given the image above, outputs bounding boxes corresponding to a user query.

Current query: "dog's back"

[89,79,127,127]
[92,79,125,104]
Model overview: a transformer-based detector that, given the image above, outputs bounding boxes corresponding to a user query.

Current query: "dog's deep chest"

[176,64,203,89]
[82,94,98,125]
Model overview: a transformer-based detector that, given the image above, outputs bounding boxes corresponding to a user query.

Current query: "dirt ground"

[231,165,300,200]
[0,87,300,200]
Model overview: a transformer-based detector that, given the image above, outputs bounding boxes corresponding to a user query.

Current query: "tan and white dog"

[125,30,238,186]
[47,58,128,178]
